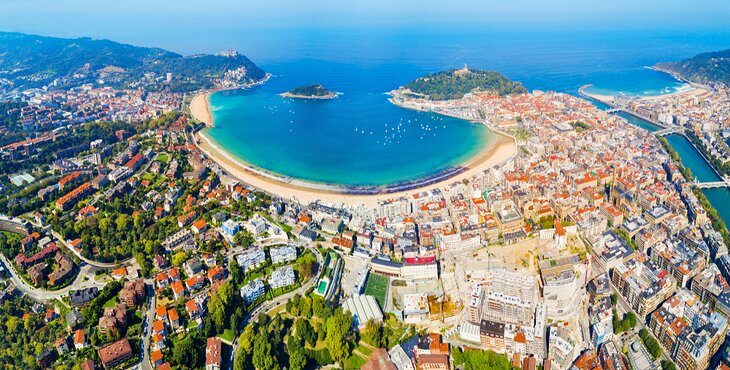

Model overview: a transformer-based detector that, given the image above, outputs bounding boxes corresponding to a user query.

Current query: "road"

[0,253,106,301]
[24,217,126,269]
[50,228,126,269]
[227,242,324,369]
[138,285,156,370]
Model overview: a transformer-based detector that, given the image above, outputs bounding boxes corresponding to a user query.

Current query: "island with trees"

[654,48,730,85]
[280,84,338,99]
[397,66,527,101]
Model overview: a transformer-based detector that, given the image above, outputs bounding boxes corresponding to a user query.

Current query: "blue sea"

[197,27,730,231]
[204,28,730,186]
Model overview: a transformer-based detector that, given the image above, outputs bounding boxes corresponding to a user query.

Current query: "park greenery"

[639,329,662,360]
[234,292,354,370]
[612,309,636,334]
[404,67,527,100]
[570,120,592,132]
[451,347,519,370]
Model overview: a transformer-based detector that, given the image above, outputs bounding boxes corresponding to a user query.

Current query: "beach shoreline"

[190,73,273,127]
[579,83,707,105]
[190,92,213,127]
[191,91,514,207]
[195,129,514,208]
[579,65,710,106]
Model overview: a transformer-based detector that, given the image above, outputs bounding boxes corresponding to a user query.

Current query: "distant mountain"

[0,32,266,92]
[282,84,336,99]
[655,49,730,85]
[402,67,527,101]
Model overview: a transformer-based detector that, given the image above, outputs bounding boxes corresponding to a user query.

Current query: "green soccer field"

[363,273,388,309]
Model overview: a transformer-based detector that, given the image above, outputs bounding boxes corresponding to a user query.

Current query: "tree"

[361,319,385,347]
[233,341,250,370]
[230,258,244,286]
[234,325,255,370]
[295,318,316,346]
[312,295,330,319]
[324,309,353,364]
[287,294,301,316]
[289,348,307,370]
[295,253,317,280]
[208,282,236,334]
[299,296,312,317]
[171,332,201,368]
[252,333,278,370]
[639,329,662,360]
[170,329,204,368]
[451,347,516,370]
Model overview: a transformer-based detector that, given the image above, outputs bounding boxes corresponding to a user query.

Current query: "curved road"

[50,229,127,269]
[24,218,127,269]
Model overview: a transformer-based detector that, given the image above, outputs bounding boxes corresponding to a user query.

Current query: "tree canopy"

[404,67,527,100]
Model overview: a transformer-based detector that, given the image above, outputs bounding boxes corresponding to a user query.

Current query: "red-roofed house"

[206,337,222,370]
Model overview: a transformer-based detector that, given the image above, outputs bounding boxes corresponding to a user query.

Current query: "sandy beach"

[190,92,515,209]
[581,83,708,105]
[190,92,213,126]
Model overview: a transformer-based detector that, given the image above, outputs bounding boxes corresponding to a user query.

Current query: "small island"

[396,66,527,101]
[280,84,338,99]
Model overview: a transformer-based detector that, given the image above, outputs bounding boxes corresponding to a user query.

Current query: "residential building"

[98,338,133,369]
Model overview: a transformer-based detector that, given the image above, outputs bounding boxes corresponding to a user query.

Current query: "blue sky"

[1,0,728,58]
[2,0,729,33]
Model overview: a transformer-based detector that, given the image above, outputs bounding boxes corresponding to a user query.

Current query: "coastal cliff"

[655,48,730,85]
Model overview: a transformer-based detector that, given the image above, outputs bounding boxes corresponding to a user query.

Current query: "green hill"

[284,84,335,98]
[655,49,730,85]
[403,67,527,100]
[0,32,266,92]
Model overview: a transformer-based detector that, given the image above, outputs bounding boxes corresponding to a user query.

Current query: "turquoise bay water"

[200,28,730,228]
[206,76,493,186]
